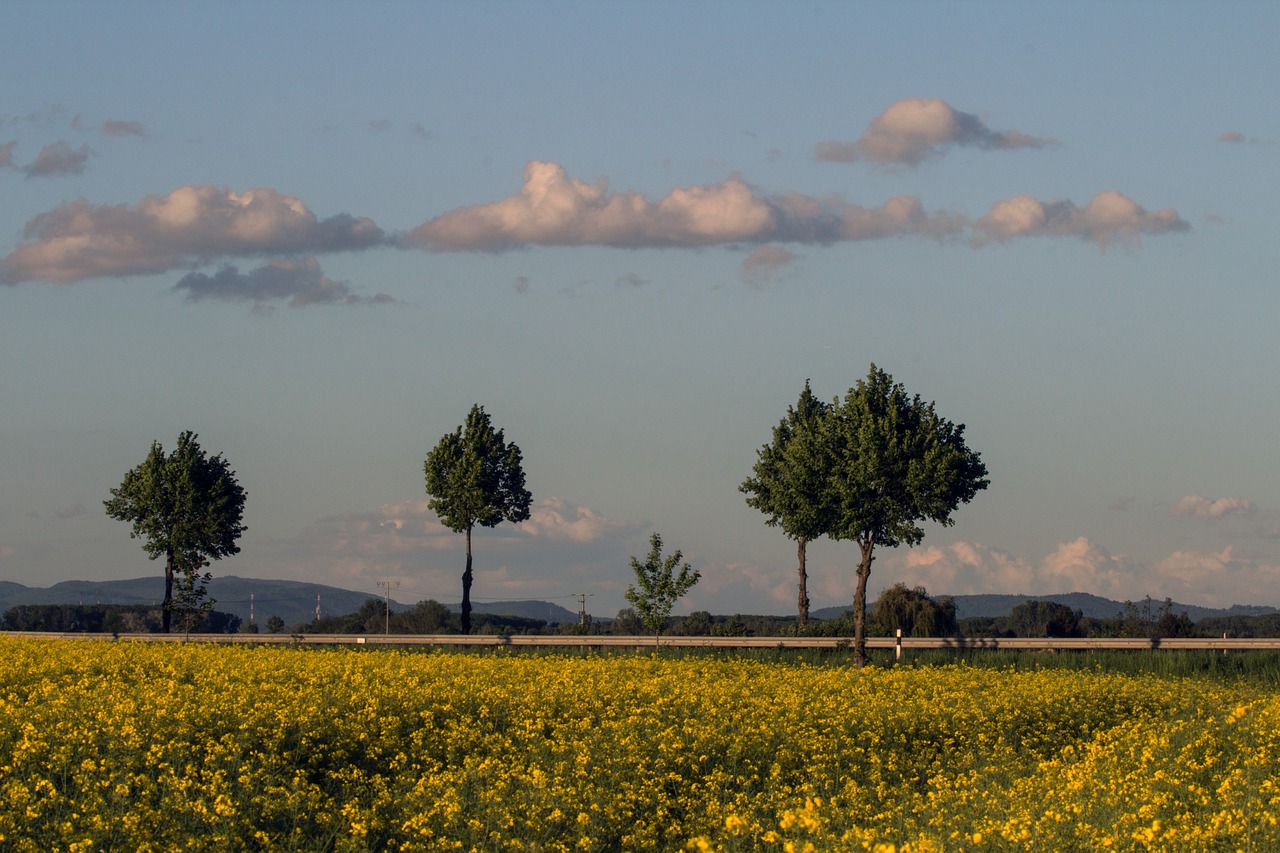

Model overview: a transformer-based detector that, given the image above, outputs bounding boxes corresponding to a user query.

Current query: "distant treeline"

[1,604,241,634]
[6,590,1280,639]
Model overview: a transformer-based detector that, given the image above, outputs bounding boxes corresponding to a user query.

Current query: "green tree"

[425,404,532,634]
[264,615,286,634]
[827,365,988,666]
[741,381,833,625]
[104,431,247,634]
[625,532,700,645]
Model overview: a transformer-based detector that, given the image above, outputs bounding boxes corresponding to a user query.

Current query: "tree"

[625,532,700,645]
[827,365,988,666]
[425,404,532,634]
[741,381,833,625]
[869,583,958,638]
[104,431,247,634]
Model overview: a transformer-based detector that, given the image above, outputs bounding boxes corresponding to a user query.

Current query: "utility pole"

[574,592,594,626]
[376,580,399,635]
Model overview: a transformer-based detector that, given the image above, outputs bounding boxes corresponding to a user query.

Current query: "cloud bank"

[406,160,962,251]
[816,98,1054,167]
[895,537,1276,608]
[972,190,1188,250]
[405,161,1184,255]
[1173,495,1254,520]
[2,185,387,284]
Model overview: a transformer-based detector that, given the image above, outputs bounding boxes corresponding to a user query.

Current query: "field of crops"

[1,637,1277,851]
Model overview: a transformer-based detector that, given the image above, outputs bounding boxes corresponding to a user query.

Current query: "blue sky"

[2,1,1278,618]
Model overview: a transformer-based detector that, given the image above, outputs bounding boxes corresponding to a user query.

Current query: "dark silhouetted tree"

[104,431,246,634]
[741,381,834,625]
[425,405,532,634]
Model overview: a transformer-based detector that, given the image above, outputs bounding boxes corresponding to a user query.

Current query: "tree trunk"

[162,550,175,634]
[797,535,810,626]
[852,537,875,668]
[461,524,474,635]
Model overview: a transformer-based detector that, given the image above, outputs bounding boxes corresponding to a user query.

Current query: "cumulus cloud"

[174,257,392,309]
[900,537,1140,599]
[1173,495,1255,520]
[23,141,93,177]
[517,497,642,543]
[741,245,795,286]
[1219,131,1247,144]
[1,185,387,285]
[972,190,1188,250]
[405,160,961,252]
[815,98,1054,167]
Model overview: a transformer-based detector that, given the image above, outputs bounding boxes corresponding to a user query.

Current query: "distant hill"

[0,576,580,630]
[813,593,1277,623]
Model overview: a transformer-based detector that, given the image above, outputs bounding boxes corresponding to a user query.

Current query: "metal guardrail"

[5,631,1280,650]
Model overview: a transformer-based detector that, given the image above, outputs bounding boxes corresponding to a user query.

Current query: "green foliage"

[826,365,988,665]
[624,533,700,640]
[264,615,285,634]
[741,381,833,623]
[826,365,989,550]
[103,431,246,634]
[1008,599,1084,638]
[424,404,532,634]
[868,583,958,637]
[0,604,239,634]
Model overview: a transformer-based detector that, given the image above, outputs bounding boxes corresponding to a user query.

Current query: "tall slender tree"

[740,381,833,625]
[424,404,532,634]
[104,431,246,634]
[827,364,988,666]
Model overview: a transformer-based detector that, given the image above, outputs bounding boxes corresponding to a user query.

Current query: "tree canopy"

[828,364,988,664]
[625,532,700,644]
[740,381,833,625]
[424,404,532,634]
[103,431,247,634]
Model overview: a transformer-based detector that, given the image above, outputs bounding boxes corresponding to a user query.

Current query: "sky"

[2,1,1278,619]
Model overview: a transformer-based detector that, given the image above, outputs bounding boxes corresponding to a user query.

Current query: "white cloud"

[898,537,1140,599]
[405,160,962,252]
[815,98,1054,167]
[518,497,640,543]
[1173,495,1255,520]
[2,185,387,284]
[973,190,1188,250]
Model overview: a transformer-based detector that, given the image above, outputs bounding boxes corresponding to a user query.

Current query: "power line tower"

[574,592,594,626]
[376,580,400,635]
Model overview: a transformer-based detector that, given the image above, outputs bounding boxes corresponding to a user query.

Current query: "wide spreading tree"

[424,404,532,634]
[827,365,988,665]
[744,365,987,663]
[104,431,247,634]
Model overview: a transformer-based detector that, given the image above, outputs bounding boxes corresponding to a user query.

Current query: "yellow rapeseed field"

[0,636,1276,851]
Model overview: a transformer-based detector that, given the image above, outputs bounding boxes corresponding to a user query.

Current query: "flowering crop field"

[1,637,1277,852]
